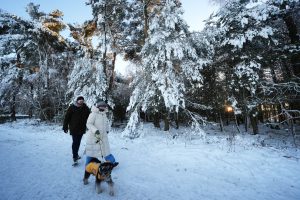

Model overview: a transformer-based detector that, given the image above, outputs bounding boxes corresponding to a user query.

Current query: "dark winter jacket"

[63,103,90,135]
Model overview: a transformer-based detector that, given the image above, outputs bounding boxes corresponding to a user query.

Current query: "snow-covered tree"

[67,19,107,107]
[0,10,35,120]
[185,25,223,123]
[123,0,207,138]
[210,0,275,133]
[86,0,127,100]
[1,4,71,121]
[67,58,107,106]
[207,0,300,134]
[123,0,160,62]
[68,21,97,57]
[24,4,70,120]
[111,74,132,123]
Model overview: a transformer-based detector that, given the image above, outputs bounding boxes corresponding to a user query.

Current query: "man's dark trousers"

[72,134,83,159]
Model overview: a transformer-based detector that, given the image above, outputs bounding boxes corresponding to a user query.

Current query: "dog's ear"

[105,162,114,170]
[108,163,115,170]
[102,162,114,167]
[100,162,114,172]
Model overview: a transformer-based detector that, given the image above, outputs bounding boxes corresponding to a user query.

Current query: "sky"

[0,0,219,75]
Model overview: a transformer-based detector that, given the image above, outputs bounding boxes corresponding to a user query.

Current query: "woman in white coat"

[85,100,117,165]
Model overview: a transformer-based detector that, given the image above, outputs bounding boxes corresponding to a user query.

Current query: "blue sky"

[0,0,92,24]
[0,0,218,31]
[0,0,218,74]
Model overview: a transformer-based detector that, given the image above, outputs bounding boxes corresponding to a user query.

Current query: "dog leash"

[95,134,104,159]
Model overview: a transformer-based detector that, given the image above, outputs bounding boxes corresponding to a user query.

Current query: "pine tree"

[123,0,206,138]
[25,3,69,120]
[208,0,300,134]
[86,0,127,101]
[123,0,161,62]
[0,4,71,121]
[67,58,107,106]
[67,20,107,106]
[0,10,35,120]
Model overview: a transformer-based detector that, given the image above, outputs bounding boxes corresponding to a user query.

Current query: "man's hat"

[76,96,84,101]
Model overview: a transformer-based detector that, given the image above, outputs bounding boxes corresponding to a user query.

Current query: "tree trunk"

[102,3,108,99]
[28,83,34,118]
[175,112,179,129]
[271,104,278,123]
[234,114,241,133]
[108,52,117,92]
[282,63,294,81]
[219,113,224,132]
[163,112,170,131]
[250,109,259,135]
[258,104,264,123]
[11,95,16,121]
[281,5,300,76]
[153,112,160,128]
[244,114,248,132]
[143,2,149,44]
[242,88,248,132]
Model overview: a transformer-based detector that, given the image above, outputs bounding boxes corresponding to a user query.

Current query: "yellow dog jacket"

[85,162,105,180]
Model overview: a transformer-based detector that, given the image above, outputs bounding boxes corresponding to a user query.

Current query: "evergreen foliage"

[0,0,299,138]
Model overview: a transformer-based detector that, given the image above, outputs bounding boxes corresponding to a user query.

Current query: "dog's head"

[98,162,115,179]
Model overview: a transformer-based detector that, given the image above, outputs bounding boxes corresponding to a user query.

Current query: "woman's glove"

[95,130,100,143]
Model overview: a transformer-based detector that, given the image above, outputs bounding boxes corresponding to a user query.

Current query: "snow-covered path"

[0,120,299,200]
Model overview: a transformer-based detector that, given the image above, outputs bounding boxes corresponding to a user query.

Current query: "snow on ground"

[0,120,300,200]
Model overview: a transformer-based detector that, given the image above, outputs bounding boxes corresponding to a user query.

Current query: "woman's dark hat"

[95,99,108,107]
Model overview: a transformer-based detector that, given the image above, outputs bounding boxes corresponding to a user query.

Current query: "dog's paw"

[96,189,103,194]
[96,186,103,194]
[109,190,115,196]
[83,178,88,185]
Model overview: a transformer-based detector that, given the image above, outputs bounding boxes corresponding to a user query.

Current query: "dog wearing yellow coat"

[83,158,115,196]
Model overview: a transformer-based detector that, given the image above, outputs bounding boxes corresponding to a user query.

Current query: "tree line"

[0,0,299,138]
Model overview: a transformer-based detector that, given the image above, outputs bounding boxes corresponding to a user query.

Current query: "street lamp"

[226,105,233,113]
[225,105,233,125]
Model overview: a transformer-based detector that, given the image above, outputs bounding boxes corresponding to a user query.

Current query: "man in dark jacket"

[63,96,90,162]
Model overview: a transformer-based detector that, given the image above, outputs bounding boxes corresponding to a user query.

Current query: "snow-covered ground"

[0,120,299,200]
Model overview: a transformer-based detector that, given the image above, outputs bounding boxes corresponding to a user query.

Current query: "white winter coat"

[85,106,111,160]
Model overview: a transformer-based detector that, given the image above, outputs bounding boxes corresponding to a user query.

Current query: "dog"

[83,158,116,196]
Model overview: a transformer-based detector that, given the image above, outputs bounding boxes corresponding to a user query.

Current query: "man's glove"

[63,127,68,133]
